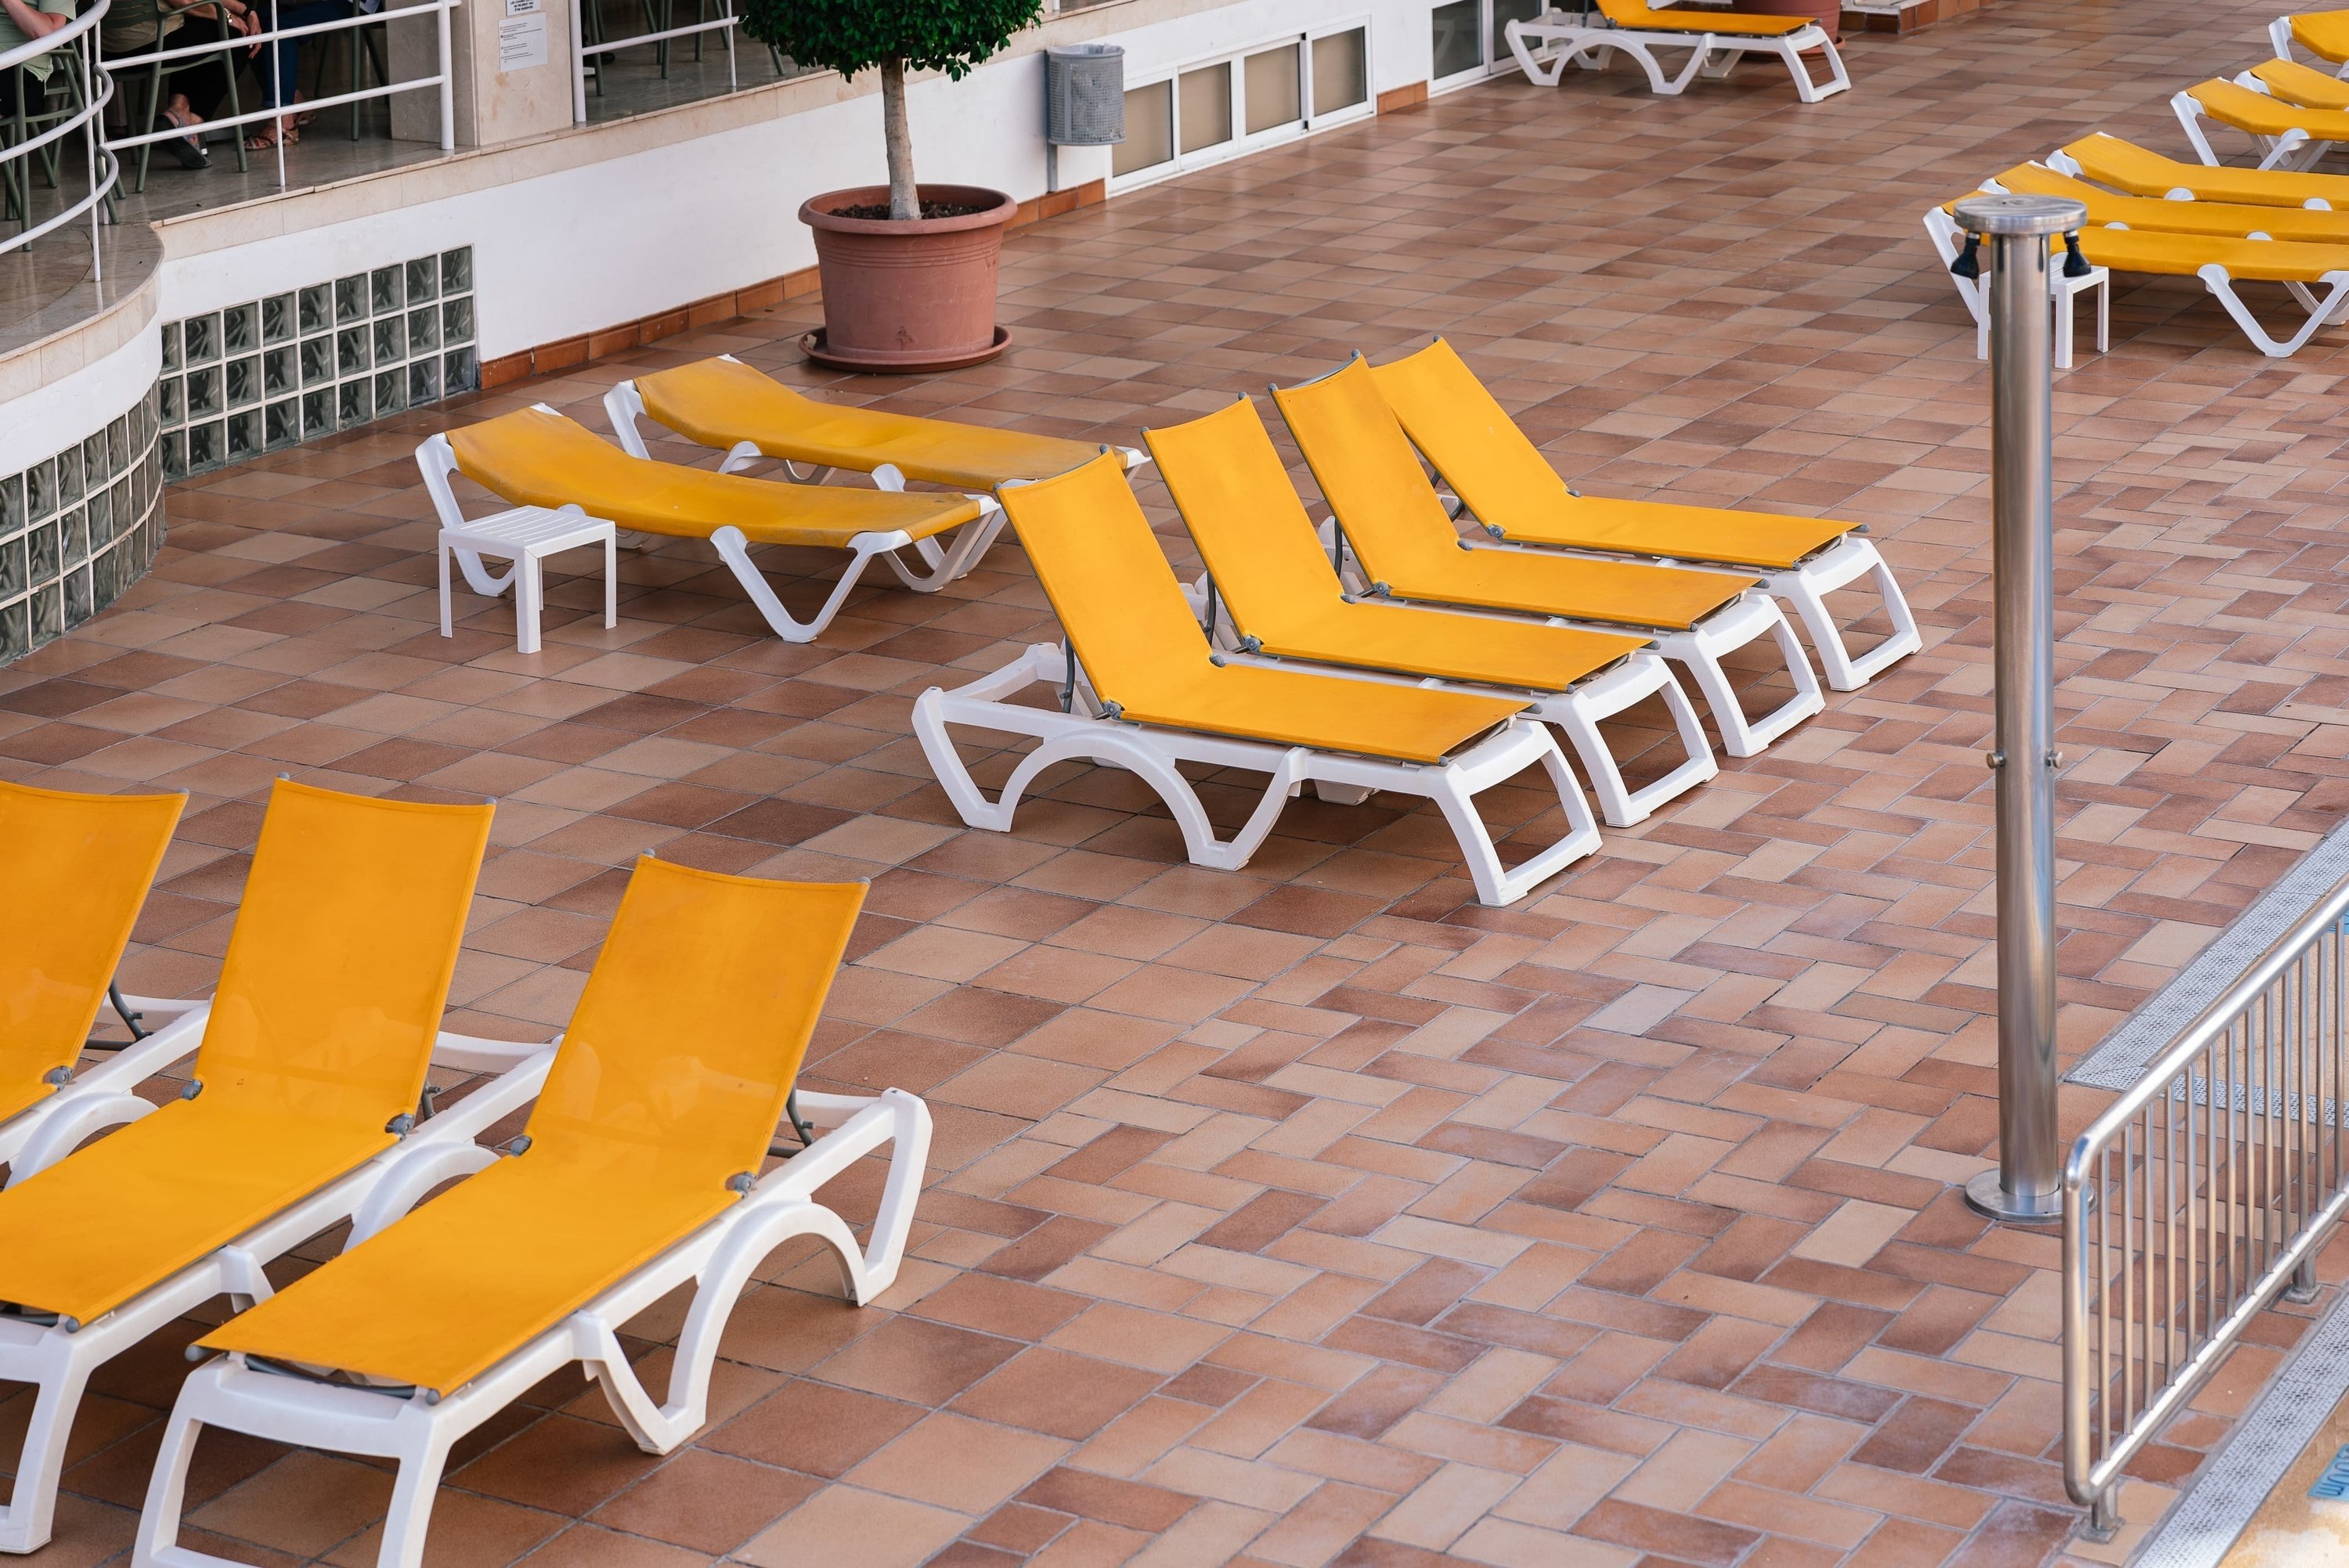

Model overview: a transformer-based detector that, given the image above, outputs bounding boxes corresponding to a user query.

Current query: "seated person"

[99,0,262,167]
[0,0,77,121]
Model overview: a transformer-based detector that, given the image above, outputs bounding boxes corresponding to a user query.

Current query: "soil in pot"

[829,198,994,221]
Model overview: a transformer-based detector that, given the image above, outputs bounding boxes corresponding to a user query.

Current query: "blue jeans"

[254,0,347,107]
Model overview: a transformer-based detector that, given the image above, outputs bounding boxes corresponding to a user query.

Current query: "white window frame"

[1110,16,1377,196]
[1431,0,1552,92]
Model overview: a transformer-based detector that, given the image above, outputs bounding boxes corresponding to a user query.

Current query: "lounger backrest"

[994,452,1221,705]
[1369,341,1577,544]
[1269,358,1470,585]
[448,407,643,509]
[1145,398,1353,638]
[191,780,492,1127]
[2058,134,2176,193]
[517,859,863,1185]
[0,781,182,1103]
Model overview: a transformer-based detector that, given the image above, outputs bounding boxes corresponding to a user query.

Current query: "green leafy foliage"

[740,0,1043,81]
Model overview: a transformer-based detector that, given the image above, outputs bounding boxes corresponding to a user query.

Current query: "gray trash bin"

[1045,43,1124,146]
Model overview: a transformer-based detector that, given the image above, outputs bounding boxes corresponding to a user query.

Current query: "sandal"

[243,114,295,150]
[161,107,209,168]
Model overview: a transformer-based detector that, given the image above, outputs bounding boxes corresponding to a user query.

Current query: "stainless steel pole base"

[1965,1168,2062,1223]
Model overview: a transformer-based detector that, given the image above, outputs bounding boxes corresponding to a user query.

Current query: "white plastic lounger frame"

[134,1087,928,1568]
[604,361,1152,492]
[2273,13,2349,77]
[416,408,1004,647]
[1182,578,1715,828]
[1927,204,2349,359]
[913,643,1600,907]
[0,1033,554,1555]
[1921,207,2110,370]
[0,996,208,1171]
[2172,81,2334,170]
[1312,521,1821,760]
[1437,494,1922,694]
[1503,5,1849,104]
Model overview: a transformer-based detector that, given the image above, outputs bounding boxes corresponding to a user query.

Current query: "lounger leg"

[709,526,882,643]
[1423,724,1599,907]
[2171,93,2225,167]
[878,505,1008,591]
[2200,265,2349,356]
[1536,653,1717,827]
[1763,535,1922,692]
[1654,595,1824,759]
[129,1384,204,1566]
[0,1355,92,1552]
[374,1437,457,1568]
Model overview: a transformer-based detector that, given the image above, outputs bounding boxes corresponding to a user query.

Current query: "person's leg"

[168,14,236,121]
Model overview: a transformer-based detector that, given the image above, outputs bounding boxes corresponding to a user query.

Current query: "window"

[1312,28,1368,114]
[1243,44,1301,135]
[1114,78,1172,177]
[1434,0,1546,83]
[1178,63,1232,154]
[1112,22,1376,189]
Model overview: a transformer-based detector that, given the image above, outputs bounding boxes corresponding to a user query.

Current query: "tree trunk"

[880,59,918,221]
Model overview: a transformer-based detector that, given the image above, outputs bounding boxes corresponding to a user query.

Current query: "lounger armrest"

[8,1090,158,1184]
[418,1039,560,1144]
[115,993,207,1027]
[429,1029,555,1075]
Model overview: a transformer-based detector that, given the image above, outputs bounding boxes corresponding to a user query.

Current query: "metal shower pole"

[1950,192,2087,1224]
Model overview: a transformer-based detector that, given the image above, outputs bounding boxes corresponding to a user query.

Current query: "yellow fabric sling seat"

[2246,56,2349,110]
[446,406,978,550]
[626,355,1116,491]
[2056,132,2349,208]
[1146,397,1718,827]
[1994,160,2349,243]
[424,405,994,647]
[2282,9,2349,64]
[0,779,551,1557]
[1269,359,1823,759]
[1368,340,1919,691]
[0,781,489,1328]
[1593,0,1808,34]
[2173,77,2349,171]
[912,453,1604,906]
[0,780,182,1134]
[140,861,934,1568]
[197,860,862,1396]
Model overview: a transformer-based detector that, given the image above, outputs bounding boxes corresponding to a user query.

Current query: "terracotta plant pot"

[1730,0,1841,41]
[798,184,1016,373]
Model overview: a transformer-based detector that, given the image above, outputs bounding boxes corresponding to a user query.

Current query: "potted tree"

[743,1,1043,373]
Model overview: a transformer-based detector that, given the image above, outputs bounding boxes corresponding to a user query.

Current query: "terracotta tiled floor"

[10,0,2349,1563]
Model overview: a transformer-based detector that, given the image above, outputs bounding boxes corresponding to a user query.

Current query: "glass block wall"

[158,247,477,482]
[0,385,165,664]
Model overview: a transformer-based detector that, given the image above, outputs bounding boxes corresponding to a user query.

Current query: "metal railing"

[0,0,117,273]
[2062,872,2349,1538]
[568,0,738,123]
[103,0,459,188]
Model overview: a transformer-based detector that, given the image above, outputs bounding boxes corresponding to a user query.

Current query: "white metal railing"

[102,0,459,189]
[2062,873,2349,1539]
[0,0,117,274]
[568,0,736,123]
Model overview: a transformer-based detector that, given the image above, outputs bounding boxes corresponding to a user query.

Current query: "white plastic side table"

[437,504,615,654]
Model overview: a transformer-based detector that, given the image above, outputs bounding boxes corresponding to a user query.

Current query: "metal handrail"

[2062,866,2349,1538]
[0,0,117,276]
[99,0,460,186]
[567,0,737,123]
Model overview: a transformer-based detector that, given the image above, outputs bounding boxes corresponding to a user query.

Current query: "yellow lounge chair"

[2051,131,2349,208]
[1504,0,1849,103]
[2172,76,2349,170]
[136,859,929,1568]
[1926,199,2349,357]
[1269,358,1824,759]
[604,353,1148,491]
[2272,10,2349,75]
[913,452,1604,907]
[0,781,208,1173]
[0,780,551,1554]
[1369,340,1921,694]
[420,405,995,644]
[1146,397,1717,828]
